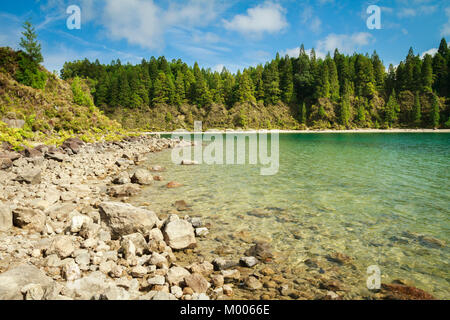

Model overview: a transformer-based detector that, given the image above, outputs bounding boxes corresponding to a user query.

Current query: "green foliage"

[19,21,43,64]
[16,52,47,89]
[71,77,94,107]
[57,38,450,130]
[431,95,440,128]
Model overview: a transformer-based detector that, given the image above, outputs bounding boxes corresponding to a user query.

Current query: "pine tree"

[174,71,186,106]
[385,90,399,127]
[327,57,340,101]
[19,21,43,64]
[263,62,281,105]
[280,56,294,103]
[431,95,440,128]
[339,81,351,127]
[413,92,421,126]
[421,54,433,92]
[300,102,307,124]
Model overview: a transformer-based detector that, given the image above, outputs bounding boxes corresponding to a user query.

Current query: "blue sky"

[0,0,449,73]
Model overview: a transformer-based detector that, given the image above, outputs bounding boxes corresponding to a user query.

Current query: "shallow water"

[132,133,450,299]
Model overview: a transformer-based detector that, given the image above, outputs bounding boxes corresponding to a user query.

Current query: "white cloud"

[223,2,288,36]
[316,32,374,55]
[420,48,438,58]
[101,0,221,50]
[442,7,450,37]
[397,5,437,18]
[301,6,322,34]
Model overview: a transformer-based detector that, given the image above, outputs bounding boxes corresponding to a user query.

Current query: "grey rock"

[0,206,12,232]
[99,202,159,239]
[163,219,196,250]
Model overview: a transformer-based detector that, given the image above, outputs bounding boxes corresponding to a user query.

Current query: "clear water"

[131,133,450,299]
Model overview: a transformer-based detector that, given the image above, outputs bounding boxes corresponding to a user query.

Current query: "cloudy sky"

[0,0,448,73]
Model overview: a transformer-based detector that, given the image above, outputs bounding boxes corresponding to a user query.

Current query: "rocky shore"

[0,135,439,300]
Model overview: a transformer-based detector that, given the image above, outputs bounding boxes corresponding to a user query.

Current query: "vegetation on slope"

[0,22,125,150]
[61,39,450,130]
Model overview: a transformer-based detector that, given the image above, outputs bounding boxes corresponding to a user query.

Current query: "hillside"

[0,47,124,150]
[61,39,450,131]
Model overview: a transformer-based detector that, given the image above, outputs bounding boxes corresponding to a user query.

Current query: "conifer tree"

[413,91,421,126]
[431,95,440,128]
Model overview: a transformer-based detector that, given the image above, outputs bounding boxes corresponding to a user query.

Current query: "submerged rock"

[131,169,153,185]
[380,283,435,300]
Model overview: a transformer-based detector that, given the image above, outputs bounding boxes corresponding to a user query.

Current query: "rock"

[150,252,169,268]
[0,206,12,232]
[45,152,65,162]
[62,138,84,154]
[223,285,233,296]
[48,236,75,259]
[187,261,214,276]
[163,219,196,250]
[245,276,263,290]
[112,171,131,185]
[131,266,148,278]
[324,291,341,300]
[62,260,81,281]
[166,181,183,189]
[326,252,353,265]
[147,275,166,286]
[12,207,46,232]
[212,257,238,271]
[0,157,13,170]
[70,215,92,233]
[153,175,164,181]
[221,269,241,282]
[2,118,25,129]
[14,167,41,185]
[150,166,164,172]
[245,242,274,262]
[131,169,153,185]
[166,266,191,286]
[152,291,177,300]
[21,284,45,300]
[120,239,136,259]
[174,200,190,211]
[122,233,147,256]
[240,256,259,268]
[184,273,210,293]
[195,227,209,237]
[99,202,159,239]
[100,286,130,300]
[21,147,42,158]
[0,264,54,300]
[180,160,199,165]
[189,217,203,228]
[64,271,116,300]
[211,275,224,288]
[419,235,445,248]
[380,283,435,300]
[106,184,141,197]
[148,228,164,242]
[171,286,183,299]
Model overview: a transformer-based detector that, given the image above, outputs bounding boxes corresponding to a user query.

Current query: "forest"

[58,38,449,129]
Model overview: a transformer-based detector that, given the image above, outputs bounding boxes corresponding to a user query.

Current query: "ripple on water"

[131,133,450,299]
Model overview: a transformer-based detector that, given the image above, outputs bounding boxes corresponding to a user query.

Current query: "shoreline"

[0,135,440,301]
[145,128,450,135]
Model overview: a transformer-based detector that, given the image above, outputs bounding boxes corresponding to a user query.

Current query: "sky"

[0,0,449,74]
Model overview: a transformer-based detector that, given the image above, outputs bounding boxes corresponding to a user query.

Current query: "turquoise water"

[133,133,449,299]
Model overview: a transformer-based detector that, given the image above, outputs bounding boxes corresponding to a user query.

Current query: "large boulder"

[131,169,153,185]
[14,167,41,185]
[163,218,196,250]
[0,264,54,300]
[0,157,12,170]
[12,207,46,232]
[99,202,159,239]
[0,206,12,232]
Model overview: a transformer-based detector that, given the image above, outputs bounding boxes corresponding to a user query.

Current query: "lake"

[131,133,449,299]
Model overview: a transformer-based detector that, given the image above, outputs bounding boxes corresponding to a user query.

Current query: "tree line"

[60,38,450,128]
